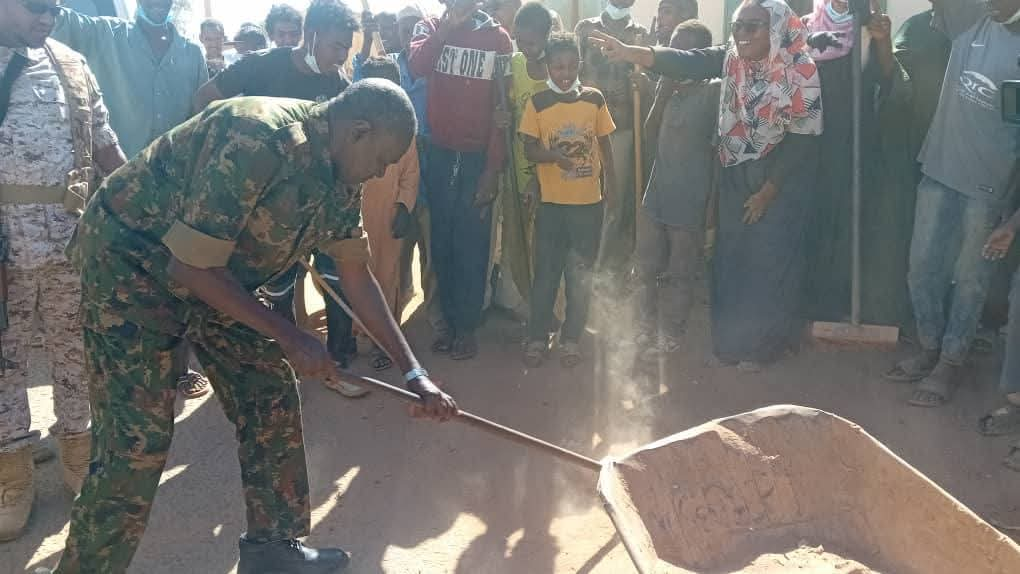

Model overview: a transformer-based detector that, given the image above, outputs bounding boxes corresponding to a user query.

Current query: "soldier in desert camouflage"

[0,0,126,542]
[49,81,456,574]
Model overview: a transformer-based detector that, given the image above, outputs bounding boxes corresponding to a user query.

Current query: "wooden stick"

[299,260,604,472]
[632,54,644,225]
[361,0,389,58]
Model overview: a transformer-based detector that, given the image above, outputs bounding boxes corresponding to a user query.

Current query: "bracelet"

[404,367,429,383]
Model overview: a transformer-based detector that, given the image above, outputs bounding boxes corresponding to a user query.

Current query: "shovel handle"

[300,260,603,473]
[341,372,603,472]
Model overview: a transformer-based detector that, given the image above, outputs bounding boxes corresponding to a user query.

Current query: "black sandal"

[370,349,393,371]
[451,334,478,361]
[178,371,211,399]
[432,331,454,354]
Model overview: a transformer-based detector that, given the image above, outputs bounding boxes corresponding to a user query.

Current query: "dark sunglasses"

[732,19,768,35]
[20,0,64,17]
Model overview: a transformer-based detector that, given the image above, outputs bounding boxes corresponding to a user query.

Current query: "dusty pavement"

[3,275,1020,574]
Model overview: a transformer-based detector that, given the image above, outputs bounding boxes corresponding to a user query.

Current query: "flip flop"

[884,352,939,383]
[559,341,582,369]
[431,331,454,354]
[1004,438,1020,472]
[736,361,763,374]
[978,404,1020,436]
[177,371,212,399]
[908,363,959,408]
[972,330,997,355]
[450,334,478,361]
[523,340,547,368]
[369,349,393,372]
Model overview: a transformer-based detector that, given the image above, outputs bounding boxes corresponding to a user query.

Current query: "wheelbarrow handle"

[299,260,603,473]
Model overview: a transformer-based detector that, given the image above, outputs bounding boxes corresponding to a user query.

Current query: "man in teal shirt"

[53,0,211,398]
[53,0,207,157]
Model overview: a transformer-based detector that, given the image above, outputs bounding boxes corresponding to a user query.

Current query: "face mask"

[1005,7,1020,25]
[604,4,631,21]
[824,2,853,25]
[137,4,172,27]
[547,77,581,95]
[304,33,321,74]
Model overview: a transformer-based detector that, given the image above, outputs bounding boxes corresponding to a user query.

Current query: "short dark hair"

[544,33,579,61]
[305,0,360,34]
[360,57,401,84]
[235,23,269,50]
[671,19,712,49]
[661,0,698,18]
[514,2,552,36]
[200,19,224,35]
[266,4,303,36]
[328,78,417,143]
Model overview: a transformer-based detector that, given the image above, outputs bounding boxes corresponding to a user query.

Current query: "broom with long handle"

[810,1,898,346]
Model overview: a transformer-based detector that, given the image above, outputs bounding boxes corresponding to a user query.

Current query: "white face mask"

[604,4,631,21]
[547,77,581,95]
[304,33,321,74]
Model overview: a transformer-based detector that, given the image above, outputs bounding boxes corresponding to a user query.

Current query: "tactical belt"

[0,184,65,205]
[0,184,85,213]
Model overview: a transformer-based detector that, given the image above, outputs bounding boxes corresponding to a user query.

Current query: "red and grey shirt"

[409,11,512,172]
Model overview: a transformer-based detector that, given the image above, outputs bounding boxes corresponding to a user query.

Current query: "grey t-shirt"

[643,80,721,229]
[920,5,1020,202]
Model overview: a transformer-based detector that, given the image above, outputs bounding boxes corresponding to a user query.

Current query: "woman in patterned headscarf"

[591,0,824,370]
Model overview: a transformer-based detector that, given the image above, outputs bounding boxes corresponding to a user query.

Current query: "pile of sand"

[656,544,883,573]
[730,544,882,573]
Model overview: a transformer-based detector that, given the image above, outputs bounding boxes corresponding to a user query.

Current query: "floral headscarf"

[717,0,823,168]
[805,0,855,61]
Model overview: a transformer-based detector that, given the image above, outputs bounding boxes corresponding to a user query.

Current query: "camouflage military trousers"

[56,317,310,574]
[0,204,89,453]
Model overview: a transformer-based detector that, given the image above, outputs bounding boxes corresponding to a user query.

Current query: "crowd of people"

[0,0,1019,572]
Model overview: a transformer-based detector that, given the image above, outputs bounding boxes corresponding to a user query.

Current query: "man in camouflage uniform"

[49,81,456,574]
[0,0,126,541]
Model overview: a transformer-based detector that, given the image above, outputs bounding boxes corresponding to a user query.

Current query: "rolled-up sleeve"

[318,185,372,264]
[161,119,284,268]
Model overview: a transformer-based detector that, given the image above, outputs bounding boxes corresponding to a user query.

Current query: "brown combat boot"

[58,431,91,495]
[0,446,34,541]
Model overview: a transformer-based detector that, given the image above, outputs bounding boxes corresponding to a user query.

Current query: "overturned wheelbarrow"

[306,265,1020,573]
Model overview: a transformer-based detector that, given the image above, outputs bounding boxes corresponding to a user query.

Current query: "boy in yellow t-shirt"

[518,33,616,368]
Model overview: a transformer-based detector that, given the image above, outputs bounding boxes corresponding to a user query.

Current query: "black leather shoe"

[238,537,351,573]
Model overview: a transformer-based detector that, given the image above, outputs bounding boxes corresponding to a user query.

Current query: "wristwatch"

[404,367,429,383]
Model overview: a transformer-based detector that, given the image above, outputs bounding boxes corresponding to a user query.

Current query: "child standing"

[635,20,720,358]
[499,2,555,316]
[358,57,420,371]
[519,34,616,368]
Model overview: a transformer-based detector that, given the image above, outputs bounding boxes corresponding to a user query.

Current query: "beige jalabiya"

[362,137,419,316]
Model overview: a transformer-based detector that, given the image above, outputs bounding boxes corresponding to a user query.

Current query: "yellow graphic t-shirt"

[518,87,616,205]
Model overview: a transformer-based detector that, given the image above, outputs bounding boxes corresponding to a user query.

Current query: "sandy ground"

[3,272,1020,574]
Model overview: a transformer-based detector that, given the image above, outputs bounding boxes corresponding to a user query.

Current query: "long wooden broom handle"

[298,260,603,472]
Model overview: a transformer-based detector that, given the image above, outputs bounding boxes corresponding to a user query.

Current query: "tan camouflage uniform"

[0,43,117,454]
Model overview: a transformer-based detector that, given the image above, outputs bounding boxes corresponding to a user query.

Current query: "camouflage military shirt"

[69,97,364,334]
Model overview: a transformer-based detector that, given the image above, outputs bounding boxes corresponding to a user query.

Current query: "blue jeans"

[260,252,355,363]
[1002,265,1020,394]
[907,177,1004,364]
[425,145,492,334]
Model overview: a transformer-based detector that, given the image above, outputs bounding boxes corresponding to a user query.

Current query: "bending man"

[50,80,456,574]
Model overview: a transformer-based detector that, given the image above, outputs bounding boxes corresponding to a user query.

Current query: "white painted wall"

[890,0,931,31]
[631,0,933,46]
